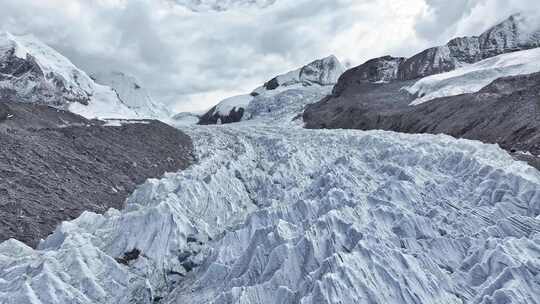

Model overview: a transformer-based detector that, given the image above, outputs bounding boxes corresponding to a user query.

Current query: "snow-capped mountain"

[340,13,540,86]
[252,55,345,95]
[171,0,277,12]
[407,47,540,105]
[91,71,170,119]
[399,13,540,80]
[199,55,344,124]
[0,32,160,119]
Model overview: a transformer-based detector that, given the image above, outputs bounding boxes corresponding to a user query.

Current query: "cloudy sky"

[0,0,538,112]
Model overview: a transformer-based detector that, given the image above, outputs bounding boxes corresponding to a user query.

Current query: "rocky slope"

[304,70,540,168]
[0,102,194,247]
[199,55,344,124]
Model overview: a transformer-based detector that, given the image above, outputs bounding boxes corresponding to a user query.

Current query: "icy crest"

[91,71,170,119]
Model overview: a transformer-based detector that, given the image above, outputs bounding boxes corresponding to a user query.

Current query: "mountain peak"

[299,55,345,86]
[0,33,157,119]
[254,55,344,94]
[198,55,345,125]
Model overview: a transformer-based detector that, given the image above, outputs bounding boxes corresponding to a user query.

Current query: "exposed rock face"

[0,32,92,106]
[397,45,460,80]
[304,72,540,168]
[298,55,345,86]
[332,56,405,96]
[199,55,345,124]
[0,102,194,247]
[479,13,540,57]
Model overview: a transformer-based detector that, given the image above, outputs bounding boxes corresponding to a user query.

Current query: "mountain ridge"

[0,32,170,120]
[198,55,344,125]
[335,13,540,91]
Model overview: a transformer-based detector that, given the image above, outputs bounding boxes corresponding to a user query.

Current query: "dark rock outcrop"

[332,56,405,97]
[198,105,245,125]
[0,102,194,247]
[304,72,540,168]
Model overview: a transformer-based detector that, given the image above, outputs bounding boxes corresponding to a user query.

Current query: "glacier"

[407,47,540,105]
[1,107,540,303]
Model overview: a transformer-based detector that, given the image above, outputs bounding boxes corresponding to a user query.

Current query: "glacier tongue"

[1,121,540,304]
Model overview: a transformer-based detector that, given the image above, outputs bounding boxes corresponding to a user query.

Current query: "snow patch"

[407,47,540,105]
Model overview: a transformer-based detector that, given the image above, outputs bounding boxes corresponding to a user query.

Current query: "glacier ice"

[1,115,540,303]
